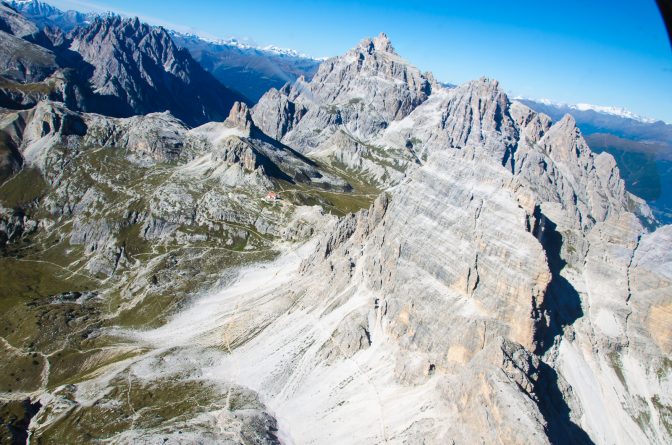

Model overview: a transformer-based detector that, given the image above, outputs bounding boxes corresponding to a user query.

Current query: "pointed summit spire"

[373,32,394,53]
[225,101,254,135]
[356,32,396,55]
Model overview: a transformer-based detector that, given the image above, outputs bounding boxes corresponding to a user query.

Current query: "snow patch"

[515,96,663,124]
[169,31,324,61]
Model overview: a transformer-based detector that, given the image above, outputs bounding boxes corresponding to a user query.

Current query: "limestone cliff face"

[241,41,669,442]
[250,84,307,141]
[631,226,672,356]
[303,150,552,370]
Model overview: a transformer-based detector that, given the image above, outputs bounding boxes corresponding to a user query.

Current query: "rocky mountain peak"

[539,113,588,162]
[327,32,429,92]
[373,32,393,52]
[554,113,578,131]
[378,74,517,167]
[224,101,254,134]
[76,16,170,49]
[454,77,507,105]
[473,76,500,90]
[358,31,396,54]
[252,32,437,148]
[62,15,246,126]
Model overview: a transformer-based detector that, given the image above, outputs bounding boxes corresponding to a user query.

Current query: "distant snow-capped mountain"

[570,103,659,124]
[517,97,672,143]
[517,97,672,224]
[171,31,324,60]
[521,97,663,124]
[169,31,322,102]
[6,0,323,102]
[8,0,322,60]
[5,0,115,30]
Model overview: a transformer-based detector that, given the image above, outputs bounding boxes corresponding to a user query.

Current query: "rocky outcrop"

[185,101,349,189]
[225,101,254,135]
[85,111,187,162]
[0,205,38,247]
[439,338,551,444]
[517,114,630,230]
[0,112,25,182]
[250,84,307,140]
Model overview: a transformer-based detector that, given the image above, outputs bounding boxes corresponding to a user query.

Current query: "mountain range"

[7,0,671,224]
[0,4,246,127]
[7,0,323,102]
[0,2,671,444]
[169,32,322,102]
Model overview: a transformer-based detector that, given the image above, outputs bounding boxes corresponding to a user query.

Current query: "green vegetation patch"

[607,351,627,388]
[0,167,48,209]
[47,347,144,389]
[0,77,55,95]
[0,341,45,393]
[276,157,381,217]
[35,376,227,443]
[652,395,672,436]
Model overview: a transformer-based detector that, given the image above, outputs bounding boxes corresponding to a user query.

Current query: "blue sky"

[47,0,672,122]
